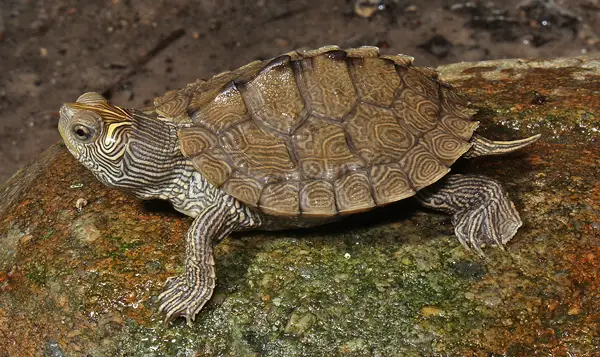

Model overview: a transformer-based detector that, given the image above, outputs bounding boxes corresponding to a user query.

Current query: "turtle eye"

[72,124,94,141]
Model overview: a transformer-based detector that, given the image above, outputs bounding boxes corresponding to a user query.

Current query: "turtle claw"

[452,190,522,256]
[157,262,215,326]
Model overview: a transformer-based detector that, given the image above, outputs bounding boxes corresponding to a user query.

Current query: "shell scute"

[334,171,375,214]
[191,83,249,134]
[154,90,191,124]
[300,52,357,120]
[178,127,217,157]
[421,127,473,166]
[369,163,415,205]
[219,121,298,184]
[399,143,449,191]
[350,57,400,106]
[392,86,440,134]
[239,55,306,134]
[345,102,416,165]
[292,117,362,181]
[222,172,263,208]
[190,150,233,188]
[299,180,337,216]
[260,181,300,216]
[345,46,380,58]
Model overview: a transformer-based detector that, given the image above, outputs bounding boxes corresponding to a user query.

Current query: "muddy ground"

[1,0,598,184]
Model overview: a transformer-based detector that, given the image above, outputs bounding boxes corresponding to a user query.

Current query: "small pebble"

[420,305,444,317]
[76,198,88,211]
[19,234,33,245]
[354,0,382,18]
[274,38,289,47]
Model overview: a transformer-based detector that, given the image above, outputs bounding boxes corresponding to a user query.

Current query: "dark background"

[1,0,598,184]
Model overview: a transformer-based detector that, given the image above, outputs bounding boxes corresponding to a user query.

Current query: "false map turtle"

[58,46,540,324]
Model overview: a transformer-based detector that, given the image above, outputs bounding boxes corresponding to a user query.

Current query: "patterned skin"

[58,46,540,325]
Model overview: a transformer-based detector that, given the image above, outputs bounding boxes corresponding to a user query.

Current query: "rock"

[419,35,453,59]
[1,56,599,355]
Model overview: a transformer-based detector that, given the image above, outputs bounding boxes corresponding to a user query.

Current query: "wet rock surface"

[1,56,599,356]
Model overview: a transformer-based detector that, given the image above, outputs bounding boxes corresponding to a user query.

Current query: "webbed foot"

[451,186,522,255]
[158,261,215,325]
[417,174,523,255]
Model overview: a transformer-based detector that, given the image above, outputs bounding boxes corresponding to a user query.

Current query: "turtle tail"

[463,133,541,159]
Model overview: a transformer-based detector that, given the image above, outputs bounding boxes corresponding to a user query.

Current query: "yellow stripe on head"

[67,102,133,124]
[104,121,133,146]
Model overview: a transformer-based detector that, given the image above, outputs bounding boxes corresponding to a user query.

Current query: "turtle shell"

[155,46,479,217]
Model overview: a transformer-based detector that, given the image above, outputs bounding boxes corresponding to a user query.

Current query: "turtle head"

[58,92,133,187]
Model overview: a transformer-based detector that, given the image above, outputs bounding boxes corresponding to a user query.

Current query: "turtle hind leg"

[416,174,523,255]
[464,133,541,159]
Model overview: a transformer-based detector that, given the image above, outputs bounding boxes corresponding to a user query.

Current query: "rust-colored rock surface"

[1,56,599,356]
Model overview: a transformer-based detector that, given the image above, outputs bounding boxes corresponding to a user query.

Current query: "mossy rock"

[1,56,599,356]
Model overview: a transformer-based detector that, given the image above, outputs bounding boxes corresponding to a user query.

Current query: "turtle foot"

[158,261,215,326]
[452,183,523,256]
[417,174,524,256]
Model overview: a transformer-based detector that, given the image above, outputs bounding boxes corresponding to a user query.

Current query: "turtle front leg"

[158,203,238,325]
[416,174,523,255]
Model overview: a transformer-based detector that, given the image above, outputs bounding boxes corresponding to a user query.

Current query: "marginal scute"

[219,121,298,184]
[350,57,400,106]
[300,180,337,216]
[178,127,217,157]
[334,171,375,214]
[439,86,479,140]
[260,181,300,216]
[345,102,416,165]
[240,56,306,134]
[297,45,340,57]
[222,172,263,208]
[190,151,232,188]
[369,164,415,204]
[154,90,191,124]
[300,52,357,120]
[188,74,238,111]
[191,83,249,133]
[281,51,303,61]
[398,67,440,99]
[440,115,479,140]
[187,61,266,112]
[232,60,266,83]
[345,46,380,58]
[415,66,439,80]
[399,143,450,191]
[292,117,362,180]
[422,127,472,166]
[392,85,440,134]
[442,85,470,108]
[380,54,414,67]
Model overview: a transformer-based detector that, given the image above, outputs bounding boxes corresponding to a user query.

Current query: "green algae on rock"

[1,56,599,356]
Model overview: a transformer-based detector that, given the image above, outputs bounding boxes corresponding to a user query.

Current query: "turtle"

[58,45,540,325]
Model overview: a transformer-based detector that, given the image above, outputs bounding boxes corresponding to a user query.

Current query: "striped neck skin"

[105,111,192,201]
